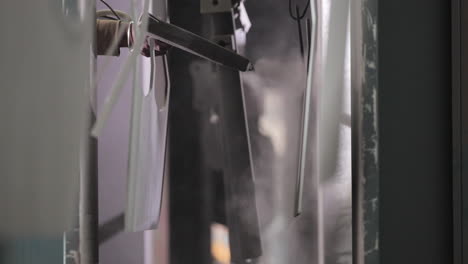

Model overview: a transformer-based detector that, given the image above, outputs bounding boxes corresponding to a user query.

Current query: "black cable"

[296,6,305,56]
[97,15,119,20]
[288,0,310,20]
[99,0,121,20]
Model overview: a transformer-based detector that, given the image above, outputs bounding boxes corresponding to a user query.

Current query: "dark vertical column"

[80,112,99,264]
[351,0,379,262]
[207,13,262,263]
[457,0,468,262]
[452,0,462,263]
[378,1,453,264]
[168,1,212,263]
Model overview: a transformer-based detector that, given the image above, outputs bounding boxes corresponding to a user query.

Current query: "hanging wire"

[98,15,119,20]
[288,0,311,57]
[99,0,121,20]
[288,0,310,21]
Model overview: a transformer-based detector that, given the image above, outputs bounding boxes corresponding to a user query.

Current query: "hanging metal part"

[306,18,312,71]
[212,34,235,51]
[294,0,316,217]
[296,6,305,56]
[80,113,99,264]
[289,0,310,57]
[161,55,171,110]
[98,213,125,245]
[145,14,254,72]
[289,0,311,58]
[149,45,170,111]
[149,40,156,95]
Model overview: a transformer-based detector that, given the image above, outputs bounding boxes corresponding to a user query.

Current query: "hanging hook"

[288,0,310,20]
[289,0,310,57]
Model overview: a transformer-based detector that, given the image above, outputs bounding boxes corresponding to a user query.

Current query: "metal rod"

[294,0,316,217]
[79,111,99,264]
[306,18,312,70]
[296,6,305,57]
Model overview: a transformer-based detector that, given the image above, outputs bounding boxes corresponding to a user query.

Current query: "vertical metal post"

[79,8,99,262]
[168,1,212,263]
[452,1,462,264]
[351,0,379,263]
[79,113,99,264]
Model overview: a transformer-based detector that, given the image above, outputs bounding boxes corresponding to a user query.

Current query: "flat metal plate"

[146,15,253,72]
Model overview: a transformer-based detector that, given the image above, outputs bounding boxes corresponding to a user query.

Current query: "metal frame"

[452,0,467,262]
[78,6,99,263]
[351,0,379,263]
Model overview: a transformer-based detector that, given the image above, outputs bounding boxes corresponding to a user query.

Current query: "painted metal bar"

[146,14,254,72]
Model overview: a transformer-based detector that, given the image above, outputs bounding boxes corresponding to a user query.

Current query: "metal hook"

[289,0,310,57]
[148,39,156,95]
[288,0,311,20]
[160,54,170,110]
[148,38,170,111]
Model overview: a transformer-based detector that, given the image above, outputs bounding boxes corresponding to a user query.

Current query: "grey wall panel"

[0,0,93,236]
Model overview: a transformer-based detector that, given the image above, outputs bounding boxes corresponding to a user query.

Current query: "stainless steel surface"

[146,14,253,72]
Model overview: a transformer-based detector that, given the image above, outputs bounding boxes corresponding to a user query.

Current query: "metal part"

[294,0,316,216]
[200,0,232,14]
[289,0,311,58]
[209,13,262,262]
[145,14,253,72]
[64,228,80,264]
[212,34,235,50]
[306,18,312,70]
[167,3,261,262]
[150,46,171,111]
[98,213,125,244]
[149,40,156,94]
[352,0,378,262]
[296,6,305,56]
[79,112,99,264]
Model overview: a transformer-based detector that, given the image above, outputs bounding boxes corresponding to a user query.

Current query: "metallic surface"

[294,0,317,217]
[80,113,99,264]
[452,1,464,263]
[0,0,93,236]
[146,14,253,72]
[167,1,261,262]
